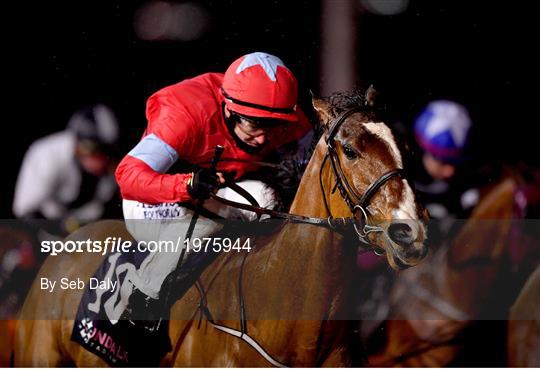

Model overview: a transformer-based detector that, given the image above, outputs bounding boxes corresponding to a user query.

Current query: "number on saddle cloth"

[71,246,172,366]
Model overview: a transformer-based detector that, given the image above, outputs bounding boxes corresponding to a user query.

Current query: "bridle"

[208,106,405,252]
[322,106,405,249]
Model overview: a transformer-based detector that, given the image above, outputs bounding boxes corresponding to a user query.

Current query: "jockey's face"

[75,140,112,176]
[234,118,272,148]
[423,152,456,180]
[224,107,283,150]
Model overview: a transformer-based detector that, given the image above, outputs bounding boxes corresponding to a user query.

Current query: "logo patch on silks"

[70,251,171,367]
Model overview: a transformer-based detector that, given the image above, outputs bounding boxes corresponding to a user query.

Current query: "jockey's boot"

[121,288,165,333]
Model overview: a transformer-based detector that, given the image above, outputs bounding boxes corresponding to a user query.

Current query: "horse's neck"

[289,139,331,217]
[433,176,518,315]
[270,140,356,318]
[244,140,356,363]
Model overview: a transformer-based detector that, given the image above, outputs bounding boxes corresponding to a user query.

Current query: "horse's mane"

[307,88,377,160]
[324,89,370,116]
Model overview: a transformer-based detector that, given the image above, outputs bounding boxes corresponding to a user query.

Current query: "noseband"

[322,106,405,249]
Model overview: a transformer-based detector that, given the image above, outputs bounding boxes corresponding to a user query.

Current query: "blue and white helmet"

[414,100,472,164]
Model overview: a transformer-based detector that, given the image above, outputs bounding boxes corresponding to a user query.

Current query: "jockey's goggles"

[229,111,289,129]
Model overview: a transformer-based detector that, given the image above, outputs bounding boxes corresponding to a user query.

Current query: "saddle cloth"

[70,246,172,366]
[70,229,225,367]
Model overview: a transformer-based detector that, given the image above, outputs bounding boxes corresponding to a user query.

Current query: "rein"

[209,192,355,229]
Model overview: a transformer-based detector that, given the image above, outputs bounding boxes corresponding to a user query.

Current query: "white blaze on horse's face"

[363,123,418,216]
[362,121,427,264]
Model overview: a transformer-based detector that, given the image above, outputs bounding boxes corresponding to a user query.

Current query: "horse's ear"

[365,85,378,107]
[312,97,333,126]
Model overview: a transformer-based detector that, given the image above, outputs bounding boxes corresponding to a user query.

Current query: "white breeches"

[122,180,278,298]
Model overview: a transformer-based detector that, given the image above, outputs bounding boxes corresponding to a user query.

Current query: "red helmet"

[221,52,298,121]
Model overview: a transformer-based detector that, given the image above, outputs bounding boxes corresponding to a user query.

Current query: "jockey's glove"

[187,168,219,200]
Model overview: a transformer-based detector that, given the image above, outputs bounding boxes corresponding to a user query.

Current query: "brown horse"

[507,265,540,367]
[15,91,428,367]
[366,169,540,367]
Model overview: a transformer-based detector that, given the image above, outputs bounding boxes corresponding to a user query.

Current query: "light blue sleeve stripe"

[128,133,178,173]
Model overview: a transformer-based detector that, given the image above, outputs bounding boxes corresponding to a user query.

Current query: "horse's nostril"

[388,222,414,246]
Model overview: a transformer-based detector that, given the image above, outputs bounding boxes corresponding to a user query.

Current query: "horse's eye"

[343,145,358,160]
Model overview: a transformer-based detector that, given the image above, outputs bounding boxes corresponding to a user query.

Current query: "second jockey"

[115,52,311,327]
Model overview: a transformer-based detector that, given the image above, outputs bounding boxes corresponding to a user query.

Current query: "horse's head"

[312,88,428,269]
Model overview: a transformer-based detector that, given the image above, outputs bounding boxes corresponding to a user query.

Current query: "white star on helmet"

[235,52,286,82]
[424,101,472,146]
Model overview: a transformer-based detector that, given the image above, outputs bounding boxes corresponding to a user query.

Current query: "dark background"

[3,0,538,217]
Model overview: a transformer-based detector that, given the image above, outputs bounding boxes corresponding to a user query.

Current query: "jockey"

[13,104,119,233]
[413,100,480,219]
[115,52,311,326]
